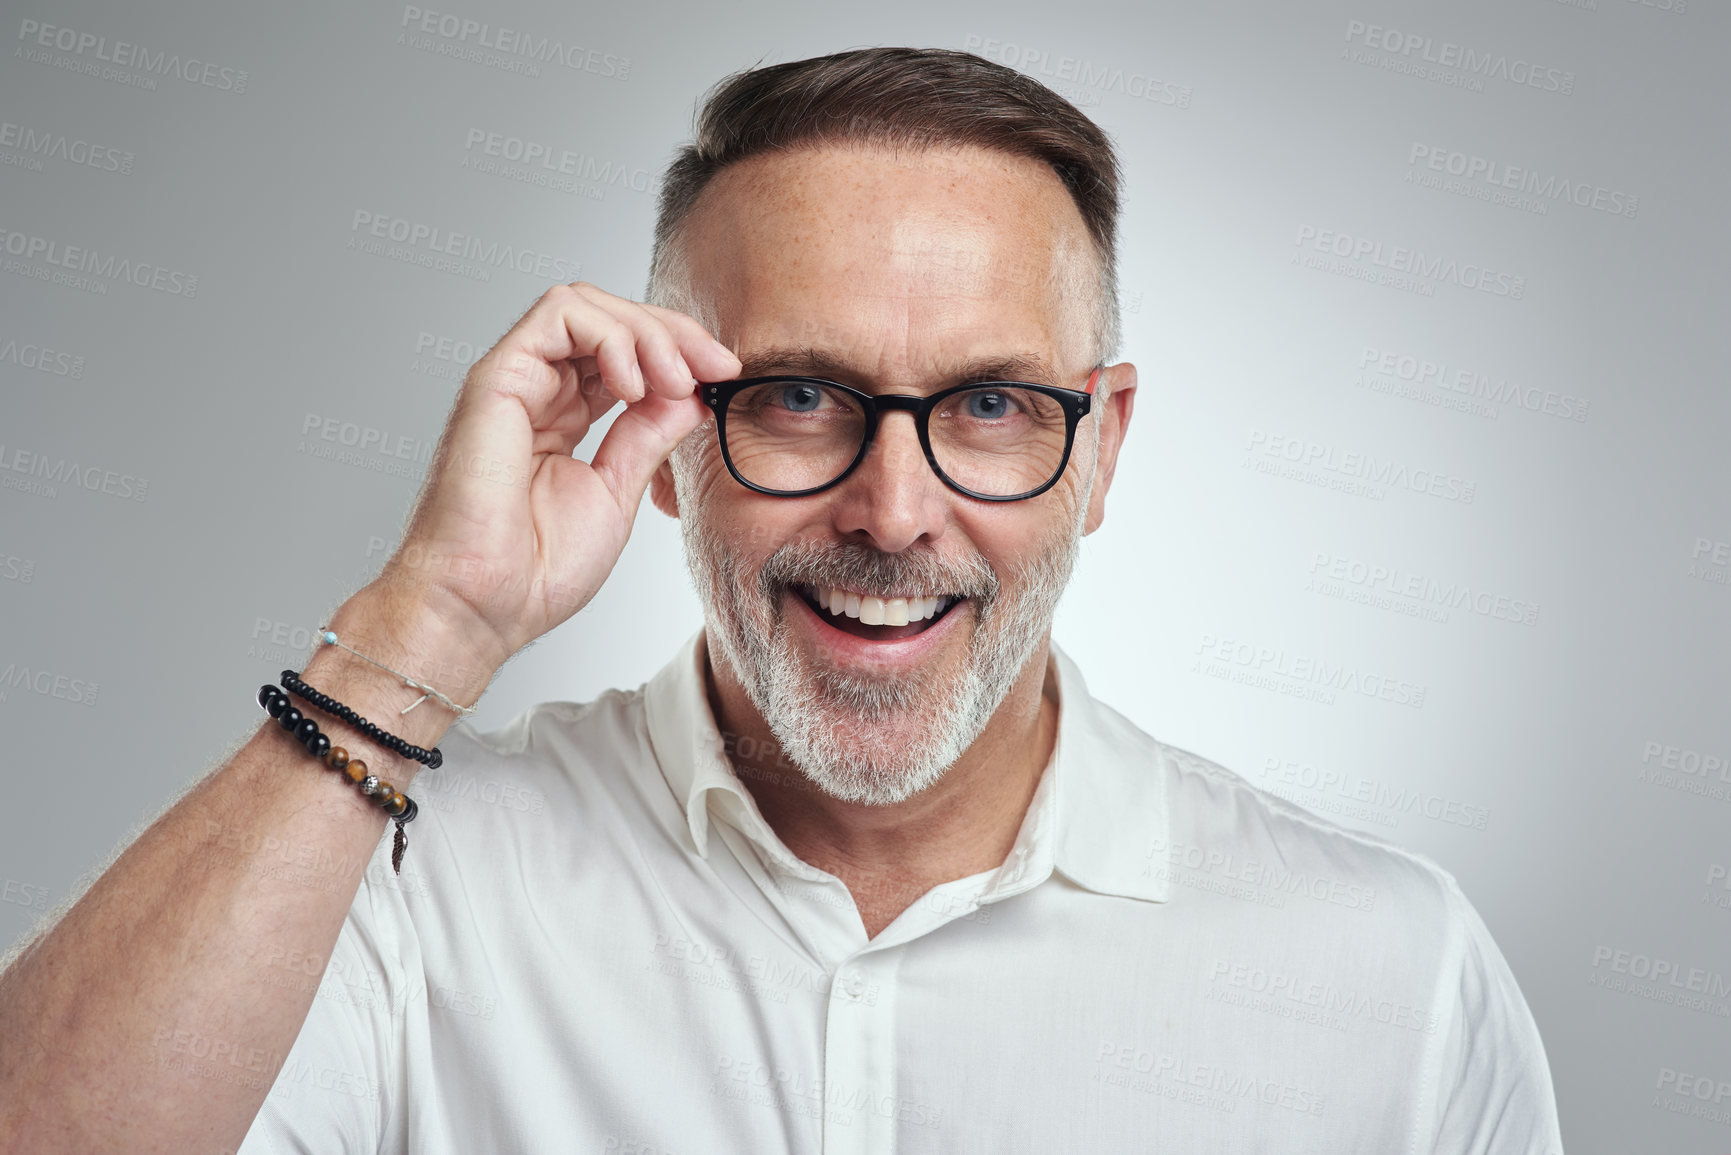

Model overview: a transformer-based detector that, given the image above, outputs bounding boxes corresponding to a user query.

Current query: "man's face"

[659,143,1130,805]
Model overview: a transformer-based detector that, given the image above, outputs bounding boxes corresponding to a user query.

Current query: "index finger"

[637,301,742,383]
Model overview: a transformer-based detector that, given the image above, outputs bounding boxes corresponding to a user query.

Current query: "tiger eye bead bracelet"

[257,681,420,871]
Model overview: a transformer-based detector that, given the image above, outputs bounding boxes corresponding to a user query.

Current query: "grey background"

[2,0,1727,1148]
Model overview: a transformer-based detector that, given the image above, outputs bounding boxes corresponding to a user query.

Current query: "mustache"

[757,540,999,604]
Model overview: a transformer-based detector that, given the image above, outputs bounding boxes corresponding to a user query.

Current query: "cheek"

[957,502,1076,574]
[690,474,820,558]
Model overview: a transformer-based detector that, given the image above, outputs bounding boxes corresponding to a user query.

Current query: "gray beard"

[676,493,1084,807]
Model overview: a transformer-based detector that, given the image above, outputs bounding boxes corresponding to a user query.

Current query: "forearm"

[0,582,502,1155]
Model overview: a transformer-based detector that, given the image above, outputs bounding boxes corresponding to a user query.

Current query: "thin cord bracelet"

[314,628,479,719]
[282,669,443,769]
[258,683,420,874]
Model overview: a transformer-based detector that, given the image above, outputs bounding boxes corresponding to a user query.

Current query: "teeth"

[810,585,956,624]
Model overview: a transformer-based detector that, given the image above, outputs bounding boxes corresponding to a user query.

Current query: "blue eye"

[778,384,822,412]
[966,391,1010,419]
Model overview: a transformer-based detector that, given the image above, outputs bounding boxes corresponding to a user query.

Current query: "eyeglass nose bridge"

[867,393,927,416]
[850,393,941,485]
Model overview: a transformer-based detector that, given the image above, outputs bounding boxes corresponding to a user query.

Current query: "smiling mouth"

[792,583,964,641]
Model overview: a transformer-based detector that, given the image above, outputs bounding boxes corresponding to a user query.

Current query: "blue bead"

[321,631,338,644]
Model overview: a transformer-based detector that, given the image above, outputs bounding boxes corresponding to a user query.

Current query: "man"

[0,48,1561,1153]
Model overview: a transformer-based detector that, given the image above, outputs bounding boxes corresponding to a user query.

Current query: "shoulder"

[1091,696,1470,929]
[406,686,664,835]
[449,687,648,761]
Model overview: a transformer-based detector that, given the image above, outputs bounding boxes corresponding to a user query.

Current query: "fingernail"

[676,356,693,383]
[631,362,645,395]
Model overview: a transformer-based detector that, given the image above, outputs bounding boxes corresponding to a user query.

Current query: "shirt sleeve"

[237,838,414,1155]
[1421,876,1565,1155]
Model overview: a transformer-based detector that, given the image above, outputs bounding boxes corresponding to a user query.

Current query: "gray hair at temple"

[644,46,1125,368]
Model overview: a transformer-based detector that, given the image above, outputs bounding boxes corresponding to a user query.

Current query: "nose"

[827,409,949,552]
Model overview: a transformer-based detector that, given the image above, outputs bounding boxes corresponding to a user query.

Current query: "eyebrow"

[734,345,1061,389]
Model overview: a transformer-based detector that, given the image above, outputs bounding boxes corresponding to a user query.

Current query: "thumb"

[589,392,711,514]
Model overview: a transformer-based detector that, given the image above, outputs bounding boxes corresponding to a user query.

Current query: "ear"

[1083,362,1136,536]
[650,459,680,519]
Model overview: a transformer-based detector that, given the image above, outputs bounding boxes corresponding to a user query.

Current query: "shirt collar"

[643,629,1169,904]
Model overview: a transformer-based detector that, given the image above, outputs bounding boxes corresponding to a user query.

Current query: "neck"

[703,633,1059,938]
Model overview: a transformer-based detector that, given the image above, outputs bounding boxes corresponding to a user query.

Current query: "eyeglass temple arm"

[1084,366,1102,394]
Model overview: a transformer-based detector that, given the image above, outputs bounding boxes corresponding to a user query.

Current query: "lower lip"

[786,589,967,668]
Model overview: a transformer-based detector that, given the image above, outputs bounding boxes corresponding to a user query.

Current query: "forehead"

[680,143,1095,379]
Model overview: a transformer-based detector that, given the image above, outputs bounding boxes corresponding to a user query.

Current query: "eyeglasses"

[700,367,1100,502]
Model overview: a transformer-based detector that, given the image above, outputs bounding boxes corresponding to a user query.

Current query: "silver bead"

[359,775,381,795]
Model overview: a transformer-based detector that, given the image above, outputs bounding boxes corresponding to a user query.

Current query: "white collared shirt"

[240,632,1562,1154]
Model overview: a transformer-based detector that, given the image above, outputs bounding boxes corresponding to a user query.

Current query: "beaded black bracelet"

[258,683,420,874]
[281,669,444,769]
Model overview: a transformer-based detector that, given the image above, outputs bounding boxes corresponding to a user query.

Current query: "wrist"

[368,564,519,678]
[351,576,514,695]
[287,584,504,768]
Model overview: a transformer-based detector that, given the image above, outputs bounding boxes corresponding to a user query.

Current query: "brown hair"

[646,46,1123,361]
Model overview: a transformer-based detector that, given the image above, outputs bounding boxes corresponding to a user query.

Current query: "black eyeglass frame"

[700,368,1100,502]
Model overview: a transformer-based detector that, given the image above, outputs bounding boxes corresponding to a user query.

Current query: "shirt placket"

[701,757,1058,1154]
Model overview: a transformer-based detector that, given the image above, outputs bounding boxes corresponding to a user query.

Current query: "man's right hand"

[379,282,741,673]
[0,283,741,1155]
